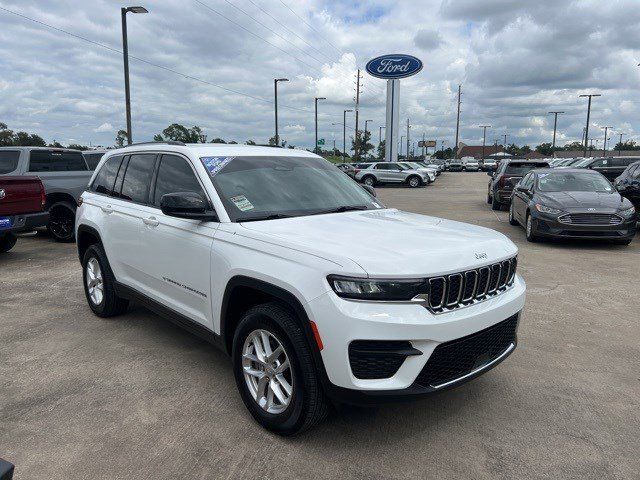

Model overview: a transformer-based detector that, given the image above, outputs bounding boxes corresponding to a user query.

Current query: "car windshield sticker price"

[230,195,254,211]
[201,156,234,177]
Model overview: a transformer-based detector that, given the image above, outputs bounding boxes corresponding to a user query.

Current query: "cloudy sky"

[1,0,639,151]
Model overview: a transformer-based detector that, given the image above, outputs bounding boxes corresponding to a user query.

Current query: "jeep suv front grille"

[426,257,517,313]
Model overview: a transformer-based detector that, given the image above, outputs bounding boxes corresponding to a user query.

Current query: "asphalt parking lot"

[1,172,638,480]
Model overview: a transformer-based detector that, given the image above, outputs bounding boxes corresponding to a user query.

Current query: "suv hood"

[239,209,517,277]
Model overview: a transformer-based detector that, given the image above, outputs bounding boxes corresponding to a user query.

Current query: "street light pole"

[406,119,411,161]
[479,125,491,162]
[400,136,405,156]
[548,111,565,154]
[618,132,626,155]
[579,93,601,157]
[274,78,289,147]
[121,5,148,145]
[343,109,352,162]
[601,126,613,156]
[314,97,326,154]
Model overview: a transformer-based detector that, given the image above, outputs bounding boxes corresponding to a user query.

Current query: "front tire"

[48,201,76,242]
[407,175,421,188]
[0,233,18,253]
[525,212,539,242]
[82,244,129,317]
[232,303,328,436]
[362,175,376,187]
[491,194,502,211]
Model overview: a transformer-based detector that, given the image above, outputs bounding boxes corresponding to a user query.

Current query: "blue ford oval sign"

[365,54,423,80]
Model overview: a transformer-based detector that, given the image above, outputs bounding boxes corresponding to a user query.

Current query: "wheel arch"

[76,224,102,262]
[45,192,77,211]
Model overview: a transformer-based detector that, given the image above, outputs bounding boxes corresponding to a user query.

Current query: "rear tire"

[48,201,76,243]
[232,302,328,436]
[491,195,502,211]
[362,175,376,187]
[487,193,492,205]
[0,233,18,253]
[82,244,129,317]
[508,203,519,226]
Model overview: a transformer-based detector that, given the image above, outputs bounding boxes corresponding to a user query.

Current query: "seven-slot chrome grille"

[558,213,623,226]
[426,257,517,313]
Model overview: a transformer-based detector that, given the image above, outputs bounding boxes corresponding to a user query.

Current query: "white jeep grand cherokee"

[76,142,525,435]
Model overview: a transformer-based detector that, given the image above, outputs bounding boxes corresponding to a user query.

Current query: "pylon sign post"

[365,54,423,162]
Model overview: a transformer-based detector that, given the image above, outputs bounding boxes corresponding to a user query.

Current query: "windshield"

[0,150,20,174]
[571,158,593,167]
[203,156,383,222]
[505,163,547,175]
[537,172,614,193]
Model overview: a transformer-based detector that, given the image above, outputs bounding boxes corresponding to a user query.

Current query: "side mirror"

[160,192,218,221]
[362,184,376,197]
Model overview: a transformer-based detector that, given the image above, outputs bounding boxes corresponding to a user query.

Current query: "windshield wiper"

[239,213,294,223]
[309,205,370,216]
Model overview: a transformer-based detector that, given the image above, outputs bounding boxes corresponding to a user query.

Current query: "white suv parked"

[76,142,526,435]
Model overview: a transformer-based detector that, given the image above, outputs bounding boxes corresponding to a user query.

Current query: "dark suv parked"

[614,160,640,209]
[487,160,549,210]
[570,156,639,182]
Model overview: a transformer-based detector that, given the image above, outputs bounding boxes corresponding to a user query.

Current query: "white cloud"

[93,122,113,133]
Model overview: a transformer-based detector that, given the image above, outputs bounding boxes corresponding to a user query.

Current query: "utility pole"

[400,136,405,156]
[422,132,426,159]
[121,5,149,145]
[548,111,565,154]
[601,126,612,156]
[274,78,289,146]
[314,97,326,154]
[406,118,411,161]
[618,132,626,155]
[579,93,601,157]
[479,125,491,162]
[363,119,372,159]
[343,109,352,162]
[503,132,508,148]
[353,69,362,161]
[454,84,461,158]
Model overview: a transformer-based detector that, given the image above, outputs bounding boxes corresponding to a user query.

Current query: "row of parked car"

[336,161,444,187]
[485,157,639,245]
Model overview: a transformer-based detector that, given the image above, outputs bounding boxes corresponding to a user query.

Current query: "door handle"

[143,216,159,227]
[101,205,113,214]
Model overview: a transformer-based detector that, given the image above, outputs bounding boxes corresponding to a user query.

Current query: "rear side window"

[91,156,123,195]
[153,154,206,207]
[0,150,20,174]
[120,154,156,203]
[83,152,104,170]
[505,163,548,175]
[611,157,637,167]
[28,150,88,172]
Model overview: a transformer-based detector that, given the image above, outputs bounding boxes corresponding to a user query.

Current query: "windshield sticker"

[201,156,234,177]
[538,173,549,178]
[230,195,254,211]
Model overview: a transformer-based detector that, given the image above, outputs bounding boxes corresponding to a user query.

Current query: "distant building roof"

[456,144,504,159]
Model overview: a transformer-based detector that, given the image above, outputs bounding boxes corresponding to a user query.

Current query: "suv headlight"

[535,203,562,215]
[620,206,636,218]
[327,275,426,301]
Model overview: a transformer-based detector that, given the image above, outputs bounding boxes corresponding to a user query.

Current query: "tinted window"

[375,163,392,170]
[83,152,104,170]
[91,156,123,195]
[120,154,156,203]
[153,155,206,206]
[29,150,88,172]
[591,158,609,168]
[504,163,548,175]
[611,157,637,167]
[0,150,20,174]
[632,165,640,179]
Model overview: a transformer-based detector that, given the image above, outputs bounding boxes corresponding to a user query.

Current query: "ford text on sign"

[365,54,423,80]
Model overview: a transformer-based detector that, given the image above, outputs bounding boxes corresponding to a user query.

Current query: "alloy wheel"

[526,215,532,236]
[409,177,419,187]
[86,257,104,305]
[49,206,74,240]
[242,329,293,414]
[364,177,374,186]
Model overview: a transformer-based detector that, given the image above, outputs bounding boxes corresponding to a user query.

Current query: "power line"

[217,0,328,66]
[193,0,321,73]
[0,5,342,118]
[276,0,343,55]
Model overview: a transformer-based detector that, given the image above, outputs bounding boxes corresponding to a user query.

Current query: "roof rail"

[127,141,186,147]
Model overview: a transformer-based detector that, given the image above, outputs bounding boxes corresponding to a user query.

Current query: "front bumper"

[0,211,49,235]
[531,212,637,240]
[307,274,526,403]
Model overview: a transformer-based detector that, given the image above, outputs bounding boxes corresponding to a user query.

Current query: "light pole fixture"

[548,111,565,153]
[314,97,326,154]
[579,93,601,157]
[121,5,148,145]
[479,125,491,161]
[601,126,613,156]
[274,78,289,147]
[343,109,352,162]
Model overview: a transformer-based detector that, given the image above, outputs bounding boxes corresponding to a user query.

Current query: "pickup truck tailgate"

[0,176,45,216]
